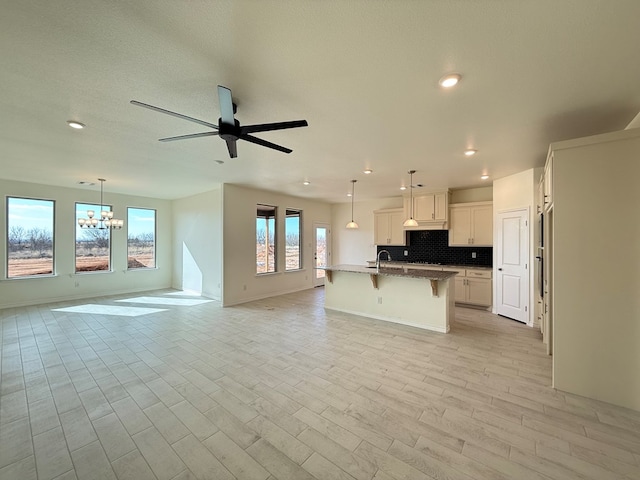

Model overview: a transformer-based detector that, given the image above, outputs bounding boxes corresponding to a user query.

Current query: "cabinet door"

[413,194,435,221]
[373,213,389,245]
[544,154,553,209]
[388,210,406,245]
[454,276,466,303]
[434,193,448,221]
[471,205,493,245]
[449,207,471,245]
[466,278,492,306]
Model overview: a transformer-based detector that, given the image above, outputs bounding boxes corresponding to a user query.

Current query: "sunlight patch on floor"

[115,296,213,306]
[52,304,167,316]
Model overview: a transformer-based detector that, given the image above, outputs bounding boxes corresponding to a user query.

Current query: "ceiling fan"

[131,85,308,158]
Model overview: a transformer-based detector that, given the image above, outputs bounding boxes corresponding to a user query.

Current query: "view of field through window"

[7,197,54,277]
[76,203,111,272]
[256,205,276,273]
[285,209,301,270]
[127,207,156,269]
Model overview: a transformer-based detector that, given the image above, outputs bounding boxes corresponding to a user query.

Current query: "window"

[256,205,277,273]
[75,203,111,273]
[7,197,54,278]
[127,207,156,269]
[285,209,301,271]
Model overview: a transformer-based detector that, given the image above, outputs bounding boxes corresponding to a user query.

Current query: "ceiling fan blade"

[159,131,220,142]
[240,120,308,135]
[130,100,219,130]
[217,85,235,125]
[240,134,293,154]
[224,138,238,158]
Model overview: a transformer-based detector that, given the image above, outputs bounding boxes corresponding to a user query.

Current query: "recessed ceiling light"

[481,175,489,180]
[303,180,310,185]
[67,121,85,129]
[438,73,461,88]
[464,149,477,156]
[347,192,352,197]
[363,169,373,174]
[400,186,407,191]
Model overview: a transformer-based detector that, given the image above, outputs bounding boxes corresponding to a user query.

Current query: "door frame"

[494,207,531,325]
[313,222,331,287]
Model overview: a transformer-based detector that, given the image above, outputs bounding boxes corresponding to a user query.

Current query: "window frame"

[6,196,56,279]
[284,208,302,272]
[126,207,157,270]
[256,204,278,275]
[74,201,113,274]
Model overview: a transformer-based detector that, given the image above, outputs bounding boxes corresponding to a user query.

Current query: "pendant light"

[346,179,359,229]
[403,170,419,227]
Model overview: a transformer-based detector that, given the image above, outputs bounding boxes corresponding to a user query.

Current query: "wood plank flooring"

[1,288,639,479]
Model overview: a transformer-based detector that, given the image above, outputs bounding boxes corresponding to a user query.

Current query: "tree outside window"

[257,205,277,273]
[7,197,54,278]
[285,209,301,271]
[75,203,111,272]
[127,207,156,269]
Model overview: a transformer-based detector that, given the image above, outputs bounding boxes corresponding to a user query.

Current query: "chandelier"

[77,178,123,229]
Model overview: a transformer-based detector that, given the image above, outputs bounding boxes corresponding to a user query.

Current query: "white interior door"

[496,209,529,323]
[313,223,331,287]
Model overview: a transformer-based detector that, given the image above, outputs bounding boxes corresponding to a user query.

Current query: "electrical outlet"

[404,250,408,256]
[377,296,383,304]
[243,284,247,291]
[472,252,477,258]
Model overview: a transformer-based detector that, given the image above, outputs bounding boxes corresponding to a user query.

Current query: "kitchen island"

[323,264,458,333]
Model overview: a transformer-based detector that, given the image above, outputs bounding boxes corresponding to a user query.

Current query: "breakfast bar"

[323,264,458,333]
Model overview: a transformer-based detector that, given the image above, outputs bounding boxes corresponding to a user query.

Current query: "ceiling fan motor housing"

[219,118,241,141]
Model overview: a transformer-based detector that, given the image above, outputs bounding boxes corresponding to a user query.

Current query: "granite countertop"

[366,260,492,271]
[324,264,458,281]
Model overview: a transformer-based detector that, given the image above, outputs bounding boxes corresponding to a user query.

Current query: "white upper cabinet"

[403,191,449,229]
[374,208,406,245]
[449,202,493,246]
[543,153,553,211]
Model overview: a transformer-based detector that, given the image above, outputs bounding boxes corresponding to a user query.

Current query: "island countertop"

[323,264,458,281]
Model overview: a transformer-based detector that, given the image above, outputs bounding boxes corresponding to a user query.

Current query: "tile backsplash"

[376,230,492,266]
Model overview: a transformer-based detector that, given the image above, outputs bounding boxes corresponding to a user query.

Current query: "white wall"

[551,128,640,411]
[171,187,222,300]
[0,179,172,308]
[331,196,403,265]
[221,184,332,306]
[451,186,493,203]
[492,168,541,325]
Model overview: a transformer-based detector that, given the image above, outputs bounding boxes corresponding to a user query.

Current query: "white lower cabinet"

[444,267,492,307]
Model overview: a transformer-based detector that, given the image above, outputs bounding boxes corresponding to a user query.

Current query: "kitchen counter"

[325,264,458,283]
[323,264,458,333]
[365,260,492,271]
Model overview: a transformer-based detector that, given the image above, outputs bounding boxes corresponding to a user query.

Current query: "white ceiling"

[1,1,639,203]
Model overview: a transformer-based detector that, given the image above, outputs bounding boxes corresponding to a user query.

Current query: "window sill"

[3,274,58,281]
[256,271,281,277]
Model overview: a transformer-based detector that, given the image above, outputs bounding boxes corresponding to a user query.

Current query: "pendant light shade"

[403,170,419,227]
[346,179,359,229]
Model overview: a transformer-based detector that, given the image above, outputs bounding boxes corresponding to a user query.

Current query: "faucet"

[376,249,392,271]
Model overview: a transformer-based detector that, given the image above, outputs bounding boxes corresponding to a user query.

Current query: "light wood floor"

[1,288,639,480]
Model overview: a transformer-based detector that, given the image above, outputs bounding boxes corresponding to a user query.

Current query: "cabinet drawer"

[466,269,492,279]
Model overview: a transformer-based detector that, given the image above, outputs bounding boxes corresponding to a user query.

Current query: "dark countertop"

[324,264,458,281]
